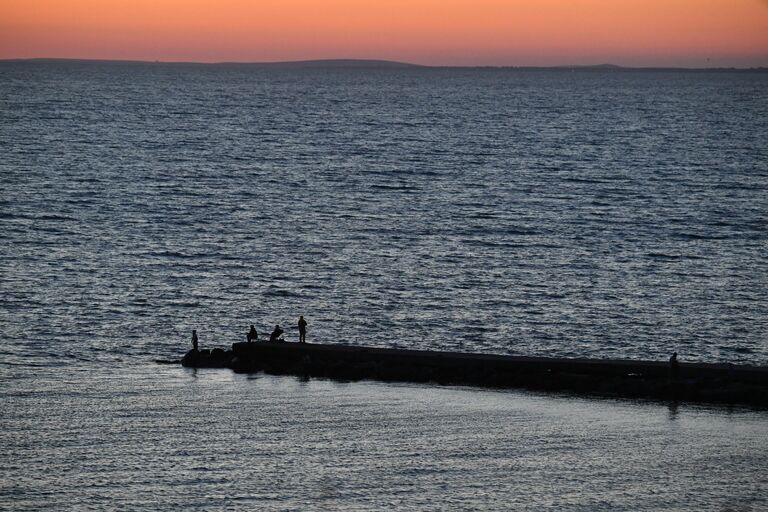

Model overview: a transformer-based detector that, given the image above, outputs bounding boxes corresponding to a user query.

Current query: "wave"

[262,287,302,298]
[370,183,420,192]
[144,251,207,259]
[672,232,728,241]
[0,212,77,221]
[720,346,753,354]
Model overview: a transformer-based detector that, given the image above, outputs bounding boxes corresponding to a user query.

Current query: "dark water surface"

[2,61,767,365]
[1,61,767,510]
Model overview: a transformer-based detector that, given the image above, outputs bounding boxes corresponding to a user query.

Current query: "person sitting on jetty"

[247,325,258,343]
[298,315,307,343]
[191,330,199,351]
[269,324,284,343]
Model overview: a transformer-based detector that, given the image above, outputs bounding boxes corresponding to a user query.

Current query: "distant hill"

[226,59,426,69]
[1,58,765,72]
[1,58,425,69]
[563,63,624,69]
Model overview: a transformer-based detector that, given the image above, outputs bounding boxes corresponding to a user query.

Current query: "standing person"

[298,315,308,343]
[247,324,258,343]
[191,330,199,351]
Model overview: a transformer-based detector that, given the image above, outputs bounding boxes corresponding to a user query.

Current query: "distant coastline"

[2,57,767,72]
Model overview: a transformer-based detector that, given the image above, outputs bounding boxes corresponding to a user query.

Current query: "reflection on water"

[667,401,679,421]
[2,363,766,511]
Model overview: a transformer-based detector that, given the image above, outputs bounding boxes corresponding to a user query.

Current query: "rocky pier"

[181,341,768,407]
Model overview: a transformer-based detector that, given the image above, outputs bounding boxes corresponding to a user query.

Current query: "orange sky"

[2,0,767,67]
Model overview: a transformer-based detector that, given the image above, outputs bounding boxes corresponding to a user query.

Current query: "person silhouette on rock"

[669,352,679,380]
[269,324,284,343]
[298,316,307,343]
[191,330,199,351]
[247,325,258,343]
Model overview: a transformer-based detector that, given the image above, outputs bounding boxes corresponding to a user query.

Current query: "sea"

[1,60,767,510]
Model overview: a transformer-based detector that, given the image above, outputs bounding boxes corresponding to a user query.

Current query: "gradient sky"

[2,0,767,67]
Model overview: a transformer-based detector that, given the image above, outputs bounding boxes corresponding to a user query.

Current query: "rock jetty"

[181,342,768,407]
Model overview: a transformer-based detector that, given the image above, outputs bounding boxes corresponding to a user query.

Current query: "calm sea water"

[1,61,767,510]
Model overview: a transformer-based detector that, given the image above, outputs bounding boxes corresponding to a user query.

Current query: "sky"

[1,0,767,67]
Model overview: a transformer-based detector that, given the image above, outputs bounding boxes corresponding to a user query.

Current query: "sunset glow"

[2,0,767,67]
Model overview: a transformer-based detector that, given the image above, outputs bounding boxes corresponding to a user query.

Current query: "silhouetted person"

[669,352,679,380]
[191,330,199,351]
[269,324,284,343]
[298,315,307,343]
[247,324,258,343]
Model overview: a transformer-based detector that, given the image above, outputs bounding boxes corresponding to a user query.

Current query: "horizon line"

[2,57,767,71]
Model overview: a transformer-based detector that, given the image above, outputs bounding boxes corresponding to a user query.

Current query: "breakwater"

[181,342,768,407]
